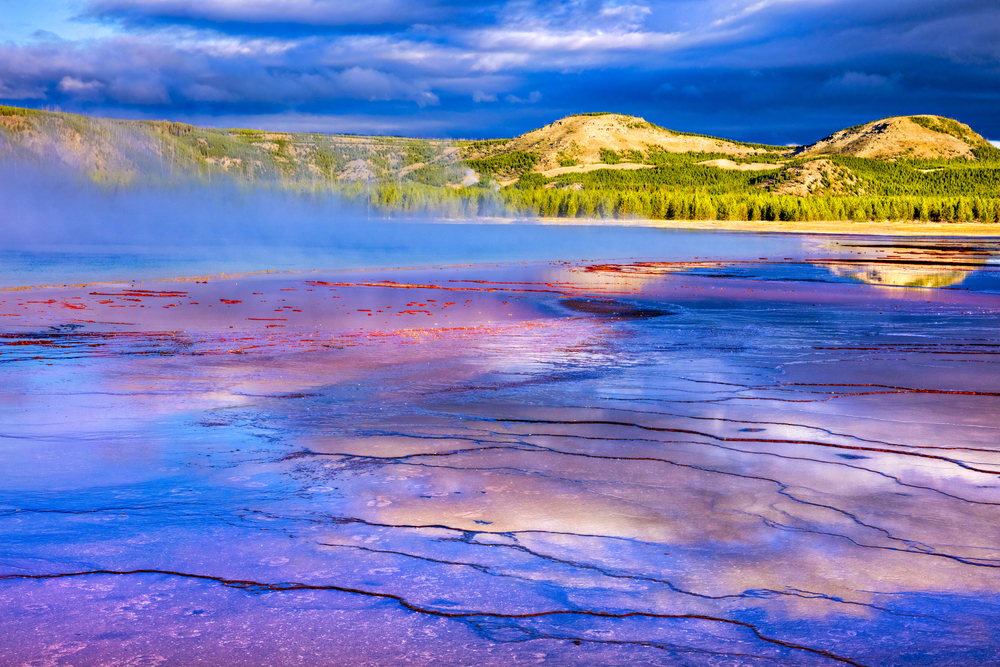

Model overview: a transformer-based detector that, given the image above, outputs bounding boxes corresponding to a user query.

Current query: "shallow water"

[2,226,999,666]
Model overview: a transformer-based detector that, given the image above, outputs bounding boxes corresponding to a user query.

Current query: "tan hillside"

[794,115,989,160]
[470,113,787,172]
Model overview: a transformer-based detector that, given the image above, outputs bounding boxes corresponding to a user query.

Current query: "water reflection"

[826,263,970,287]
[816,240,1000,289]
[1,232,999,666]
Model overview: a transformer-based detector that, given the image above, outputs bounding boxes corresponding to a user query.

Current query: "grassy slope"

[0,105,453,187]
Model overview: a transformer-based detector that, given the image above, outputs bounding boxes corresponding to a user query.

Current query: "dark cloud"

[81,0,499,33]
[0,0,997,140]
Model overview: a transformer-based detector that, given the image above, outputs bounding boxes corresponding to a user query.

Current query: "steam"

[461,168,479,187]
[0,160,797,288]
[0,161,363,248]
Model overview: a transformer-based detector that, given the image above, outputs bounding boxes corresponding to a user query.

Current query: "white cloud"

[990,140,1000,148]
[598,4,653,30]
[57,76,106,100]
[711,0,820,27]
[330,67,439,105]
[471,28,683,54]
[472,90,497,102]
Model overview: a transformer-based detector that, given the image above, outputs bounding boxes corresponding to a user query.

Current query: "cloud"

[57,76,107,100]
[81,0,483,29]
[0,37,443,107]
[505,91,541,103]
[172,110,467,136]
[820,71,902,96]
[0,79,47,100]
[991,140,1000,149]
[331,67,439,105]
[0,0,996,142]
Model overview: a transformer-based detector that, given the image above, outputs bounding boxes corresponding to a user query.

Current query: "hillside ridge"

[0,106,995,201]
[794,115,988,160]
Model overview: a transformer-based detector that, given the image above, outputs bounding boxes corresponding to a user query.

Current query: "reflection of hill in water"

[817,240,1000,289]
[828,264,971,288]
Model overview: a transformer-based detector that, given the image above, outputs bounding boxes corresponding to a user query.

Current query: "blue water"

[2,223,1000,666]
[0,222,802,287]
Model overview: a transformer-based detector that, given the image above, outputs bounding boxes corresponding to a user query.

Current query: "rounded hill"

[465,113,787,174]
[794,115,989,160]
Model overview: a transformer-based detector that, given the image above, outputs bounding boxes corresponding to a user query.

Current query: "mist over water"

[0,162,799,287]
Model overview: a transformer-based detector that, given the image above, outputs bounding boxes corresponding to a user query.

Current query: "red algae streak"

[0,269,564,335]
[3,254,996,368]
[1,252,999,340]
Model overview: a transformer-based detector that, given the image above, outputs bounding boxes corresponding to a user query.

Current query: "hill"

[461,113,790,178]
[0,105,454,187]
[794,115,990,160]
[1,105,998,223]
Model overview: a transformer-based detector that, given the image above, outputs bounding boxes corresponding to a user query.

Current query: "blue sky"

[1,0,998,143]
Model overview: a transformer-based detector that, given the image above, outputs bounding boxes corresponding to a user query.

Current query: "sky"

[1,0,998,143]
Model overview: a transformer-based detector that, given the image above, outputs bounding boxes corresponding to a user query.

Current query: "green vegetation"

[0,106,40,117]
[557,151,579,167]
[513,173,549,190]
[405,163,469,187]
[552,160,782,194]
[908,116,983,146]
[599,148,621,165]
[338,181,1000,224]
[150,121,196,137]
[973,144,1000,162]
[467,139,510,150]
[403,146,1000,222]
[463,150,538,179]
[404,140,437,166]
[827,155,1000,198]
[314,149,347,179]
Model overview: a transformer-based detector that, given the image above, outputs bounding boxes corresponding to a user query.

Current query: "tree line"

[337,181,1000,223]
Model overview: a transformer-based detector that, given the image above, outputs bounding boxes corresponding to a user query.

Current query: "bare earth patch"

[539,162,655,177]
[696,159,781,171]
[765,159,862,196]
[340,159,375,183]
